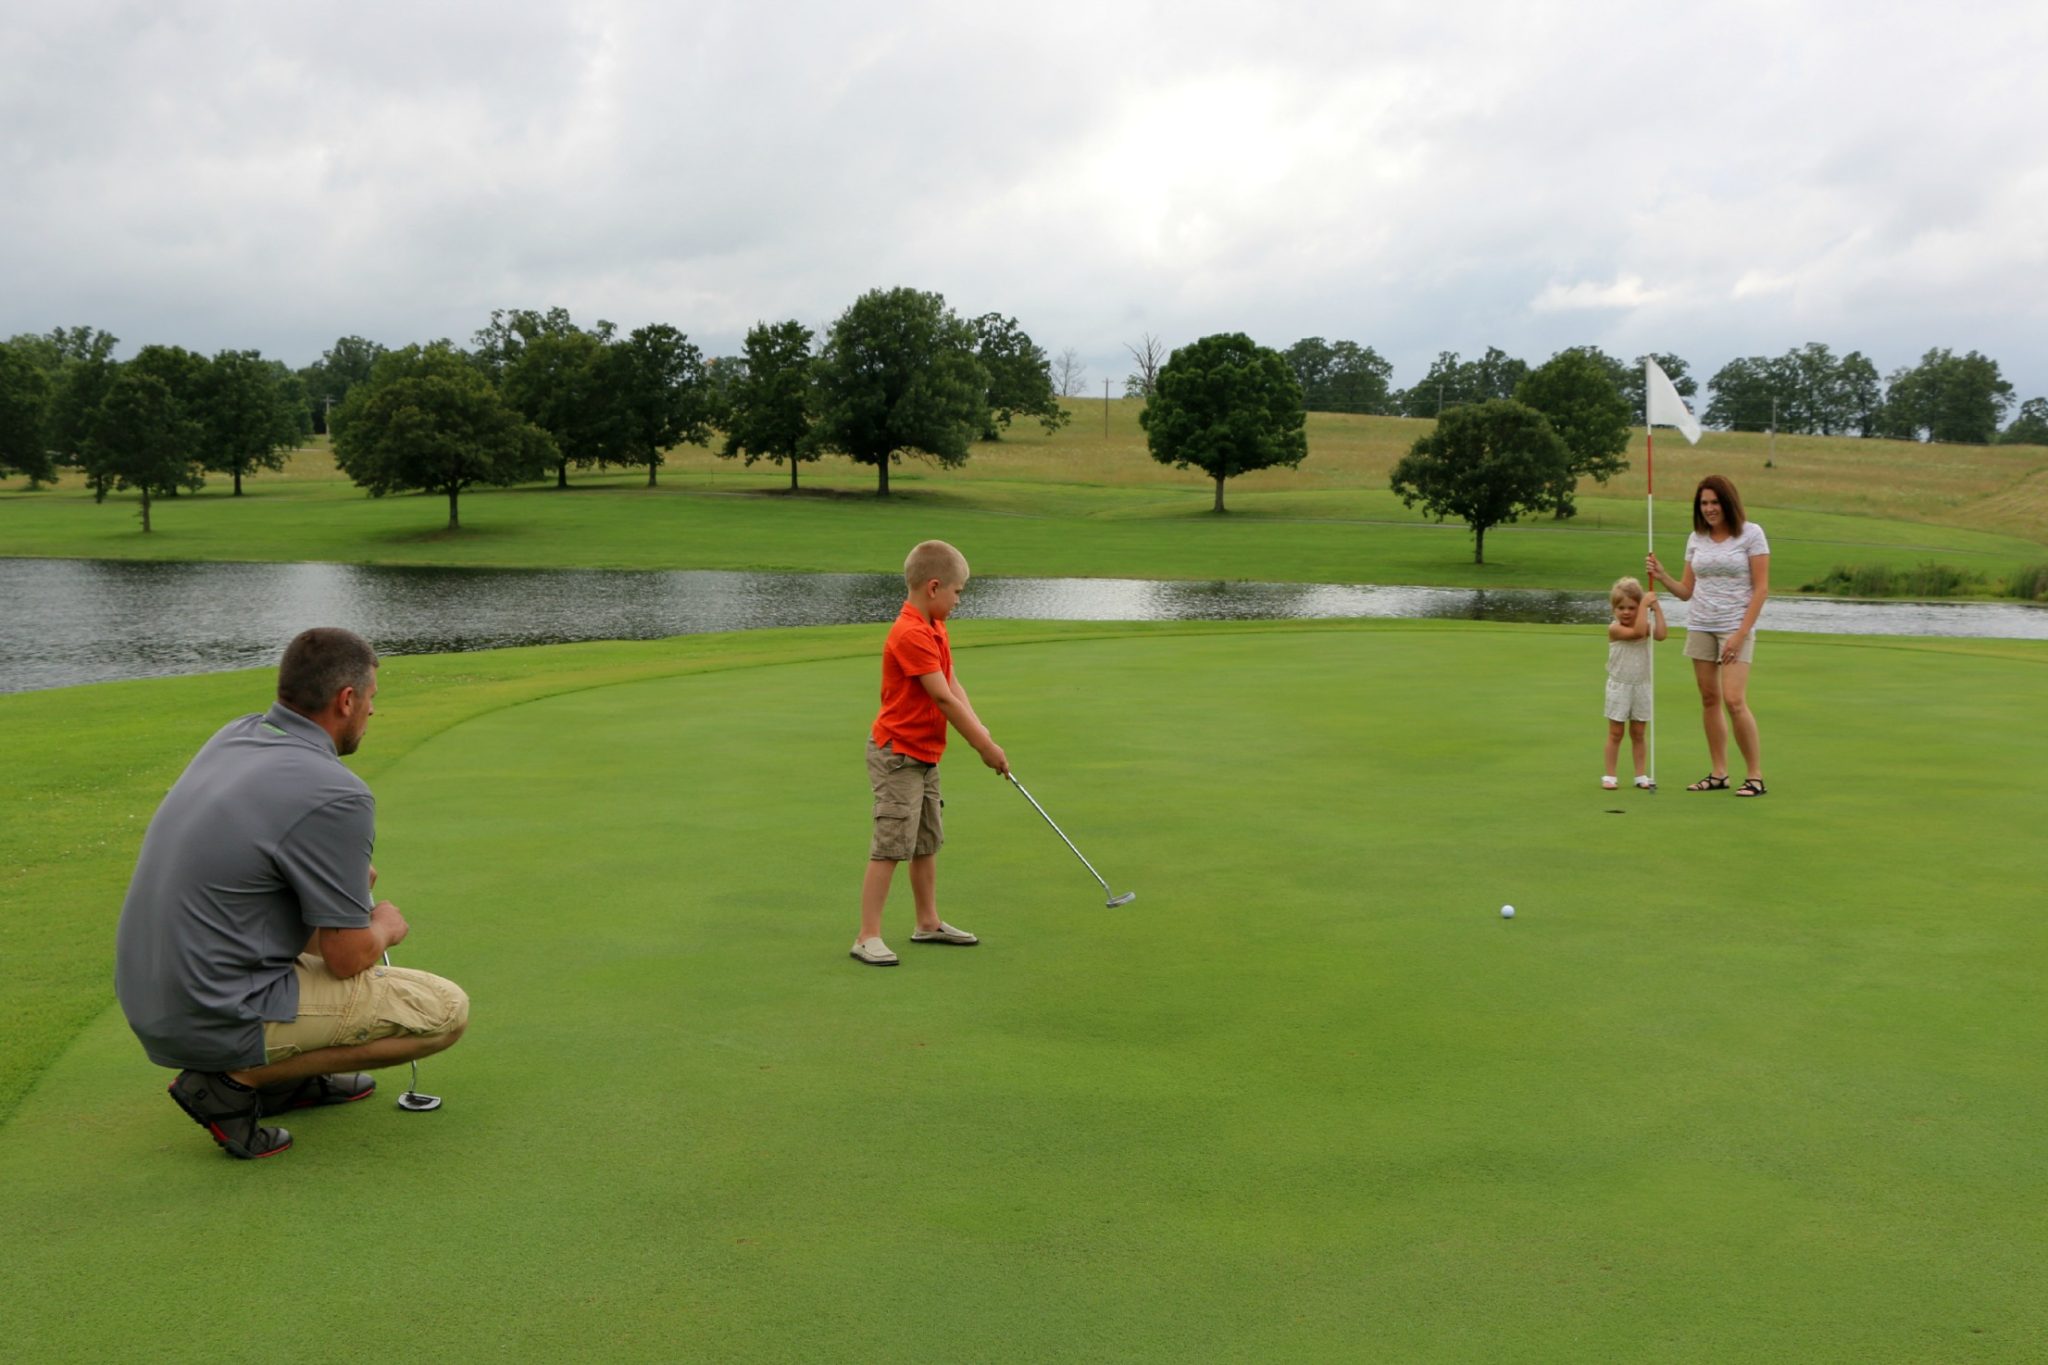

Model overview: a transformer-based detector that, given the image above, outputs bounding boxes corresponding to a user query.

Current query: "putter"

[381,950,443,1112]
[1005,772,1136,908]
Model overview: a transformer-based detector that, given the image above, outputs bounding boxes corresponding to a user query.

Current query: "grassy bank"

[3,408,2043,595]
[4,622,2045,1359]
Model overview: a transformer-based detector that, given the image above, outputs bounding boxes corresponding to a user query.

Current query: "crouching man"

[115,628,469,1159]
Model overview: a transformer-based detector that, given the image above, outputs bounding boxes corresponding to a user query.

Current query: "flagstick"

[1646,422,1656,793]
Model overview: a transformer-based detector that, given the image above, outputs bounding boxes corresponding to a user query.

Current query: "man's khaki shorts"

[1684,628,1756,664]
[263,953,470,1063]
[868,739,943,862]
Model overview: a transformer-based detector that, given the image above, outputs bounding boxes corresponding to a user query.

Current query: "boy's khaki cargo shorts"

[868,739,943,861]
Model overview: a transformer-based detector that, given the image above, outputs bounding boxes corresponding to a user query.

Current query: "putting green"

[4,622,2044,1361]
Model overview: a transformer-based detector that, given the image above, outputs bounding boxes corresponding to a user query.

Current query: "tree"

[1395,347,1527,417]
[198,349,307,494]
[0,341,55,486]
[813,287,988,496]
[1883,348,2013,444]
[1837,352,1884,436]
[1703,355,1777,432]
[1323,340,1394,414]
[470,306,583,382]
[1124,332,1166,399]
[972,313,1067,440]
[596,323,714,486]
[1617,352,1694,417]
[719,319,820,491]
[37,327,121,498]
[486,313,615,488]
[1140,332,1307,513]
[89,357,207,532]
[1284,337,1336,405]
[298,335,388,434]
[1390,400,1571,564]
[331,342,553,530]
[1999,397,2048,446]
[1515,349,1632,518]
[122,345,210,498]
[1052,347,1087,398]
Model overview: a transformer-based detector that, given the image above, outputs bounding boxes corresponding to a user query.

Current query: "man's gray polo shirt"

[114,702,375,1071]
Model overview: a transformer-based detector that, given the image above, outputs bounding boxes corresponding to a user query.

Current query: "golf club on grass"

[1004,772,1136,908]
[381,950,442,1112]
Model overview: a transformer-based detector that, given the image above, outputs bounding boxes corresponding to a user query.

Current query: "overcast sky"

[5,1,2046,405]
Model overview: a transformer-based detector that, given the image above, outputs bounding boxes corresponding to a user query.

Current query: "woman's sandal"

[1735,778,1768,798]
[1687,774,1730,792]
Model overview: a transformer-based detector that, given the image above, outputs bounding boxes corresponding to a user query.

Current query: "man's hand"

[317,901,410,978]
[372,899,409,947]
[979,741,1010,776]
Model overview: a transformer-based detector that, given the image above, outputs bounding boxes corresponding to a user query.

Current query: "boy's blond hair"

[904,540,970,592]
[1609,576,1645,608]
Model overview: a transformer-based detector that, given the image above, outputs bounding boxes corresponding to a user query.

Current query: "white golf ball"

[1500,904,1515,919]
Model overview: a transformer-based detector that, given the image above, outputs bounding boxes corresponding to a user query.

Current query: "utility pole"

[1769,396,1777,467]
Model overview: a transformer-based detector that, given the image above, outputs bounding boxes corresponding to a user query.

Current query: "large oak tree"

[1389,399,1571,564]
[1140,332,1306,513]
[332,342,553,530]
[813,287,987,497]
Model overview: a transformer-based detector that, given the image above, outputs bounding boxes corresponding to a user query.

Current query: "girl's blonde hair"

[1609,576,1645,608]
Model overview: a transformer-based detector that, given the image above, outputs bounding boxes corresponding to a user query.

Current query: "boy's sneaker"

[168,1070,293,1159]
[1635,776,1657,790]
[258,1072,377,1111]
[910,922,979,945]
[850,937,899,966]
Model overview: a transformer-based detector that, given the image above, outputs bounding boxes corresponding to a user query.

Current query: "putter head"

[1106,891,1136,908]
[396,1091,443,1112]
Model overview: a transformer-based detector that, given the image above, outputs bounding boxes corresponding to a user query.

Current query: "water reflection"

[3,558,2042,694]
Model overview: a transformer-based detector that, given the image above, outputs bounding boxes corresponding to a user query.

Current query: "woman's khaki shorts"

[868,739,943,862]
[1684,628,1756,664]
[263,953,470,1063]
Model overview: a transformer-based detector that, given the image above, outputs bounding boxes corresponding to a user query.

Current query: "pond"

[3,557,2042,694]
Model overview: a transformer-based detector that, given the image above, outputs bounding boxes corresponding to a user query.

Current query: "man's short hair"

[904,540,969,592]
[278,628,379,714]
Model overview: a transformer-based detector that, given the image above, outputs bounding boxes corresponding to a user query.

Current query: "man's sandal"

[1687,775,1730,792]
[1735,778,1768,798]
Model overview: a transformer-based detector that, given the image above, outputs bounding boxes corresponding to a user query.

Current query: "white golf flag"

[1645,358,1700,444]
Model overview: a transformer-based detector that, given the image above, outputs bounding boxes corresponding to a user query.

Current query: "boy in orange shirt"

[852,540,1010,966]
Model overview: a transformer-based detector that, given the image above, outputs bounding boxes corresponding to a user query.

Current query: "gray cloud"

[4,0,2045,403]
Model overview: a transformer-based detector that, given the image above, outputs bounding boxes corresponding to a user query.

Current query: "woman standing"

[1646,474,1770,797]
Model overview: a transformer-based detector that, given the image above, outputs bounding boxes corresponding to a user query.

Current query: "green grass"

[4,409,2044,594]
[4,622,2046,1360]
[3,448,2043,599]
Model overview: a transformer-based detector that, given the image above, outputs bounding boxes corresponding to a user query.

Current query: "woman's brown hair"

[1692,474,1745,536]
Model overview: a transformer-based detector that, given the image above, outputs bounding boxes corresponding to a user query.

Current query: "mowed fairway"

[3,622,2045,1361]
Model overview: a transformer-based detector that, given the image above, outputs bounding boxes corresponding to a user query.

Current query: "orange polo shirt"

[871,602,952,763]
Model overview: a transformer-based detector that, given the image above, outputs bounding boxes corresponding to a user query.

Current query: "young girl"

[1603,576,1667,789]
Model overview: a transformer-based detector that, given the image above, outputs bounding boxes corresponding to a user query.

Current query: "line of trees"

[329,290,1074,525]
[1232,334,2034,447]
[1,289,1074,528]
[9,309,2045,535]
[0,327,311,524]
